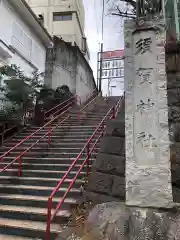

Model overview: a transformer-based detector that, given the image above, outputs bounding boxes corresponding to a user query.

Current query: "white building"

[26,0,90,60]
[0,0,53,77]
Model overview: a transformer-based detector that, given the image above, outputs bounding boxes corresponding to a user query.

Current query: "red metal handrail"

[0,93,100,177]
[0,97,76,146]
[0,115,70,176]
[44,96,77,119]
[0,124,17,146]
[85,88,98,102]
[78,94,98,120]
[45,96,123,239]
[0,100,73,163]
[0,107,36,146]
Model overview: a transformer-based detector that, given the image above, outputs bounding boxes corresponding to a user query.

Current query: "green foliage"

[0,65,43,123]
[0,65,43,108]
[0,64,73,124]
[37,84,73,111]
[54,85,73,101]
[107,0,162,18]
[36,85,55,109]
[4,79,32,107]
[0,104,22,123]
[106,0,136,19]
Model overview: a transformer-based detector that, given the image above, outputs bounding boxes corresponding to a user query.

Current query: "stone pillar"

[125,17,173,208]
[124,20,135,93]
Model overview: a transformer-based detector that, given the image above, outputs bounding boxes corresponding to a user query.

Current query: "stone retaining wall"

[167,48,180,202]
[85,100,125,203]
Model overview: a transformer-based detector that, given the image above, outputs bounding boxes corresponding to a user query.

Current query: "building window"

[12,21,32,59]
[53,12,72,21]
[82,37,87,53]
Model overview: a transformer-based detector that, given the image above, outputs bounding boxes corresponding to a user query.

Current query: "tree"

[54,85,73,102]
[0,65,43,124]
[106,0,136,19]
[106,0,162,19]
[36,85,55,110]
[0,65,74,125]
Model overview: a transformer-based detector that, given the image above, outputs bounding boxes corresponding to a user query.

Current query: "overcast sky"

[83,0,124,96]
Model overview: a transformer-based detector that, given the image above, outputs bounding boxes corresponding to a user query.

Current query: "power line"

[93,0,100,40]
[102,0,105,42]
[99,0,105,92]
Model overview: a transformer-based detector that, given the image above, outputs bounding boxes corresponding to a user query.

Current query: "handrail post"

[46,198,53,240]
[112,106,116,119]
[86,142,90,177]
[78,111,81,121]
[18,157,22,177]
[48,125,52,146]
[1,124,5,146]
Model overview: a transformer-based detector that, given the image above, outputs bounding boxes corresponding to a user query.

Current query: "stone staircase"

[0,96,118,239]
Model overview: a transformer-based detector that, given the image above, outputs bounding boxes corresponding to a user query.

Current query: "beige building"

[26,0,90,60]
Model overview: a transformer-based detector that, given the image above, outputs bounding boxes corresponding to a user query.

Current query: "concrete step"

[0,193,77,209]
[20,129,97,136]
[0,169,87,179]
[25,125,98,130]
[0,234,32,239]
[16,132,98,138]
[0,151,98,158]
[11,135,96,142]
[0,184,81,198]
[0,147,100,155]
[29,123,98,129]
[0,217,61,239]
[13,134,95,139]
[51,117,102,121]
[2,145,89,152]
[3,142,99,149]
[4,133,100,141]
[0,144,99,157]
[48,122,101,127]
[1,156,96,164]
[0,162,85,171]
[4,142,91,147]
[19,131,96,137]
[0,205,71,223]
[62,118,102,121]
[0,176,83,188]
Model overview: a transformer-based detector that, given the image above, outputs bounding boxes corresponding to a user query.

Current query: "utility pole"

[108,78,112,96]
[98,0,105,93]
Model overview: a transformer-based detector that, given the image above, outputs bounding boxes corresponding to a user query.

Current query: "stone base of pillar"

[85,202,180,240]
[56,202,180,240]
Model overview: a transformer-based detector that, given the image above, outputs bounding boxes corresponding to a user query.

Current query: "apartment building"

[26,0,90,60]
[0,0,53,76]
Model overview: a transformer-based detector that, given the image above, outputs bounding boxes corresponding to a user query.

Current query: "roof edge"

[7,0,53,47]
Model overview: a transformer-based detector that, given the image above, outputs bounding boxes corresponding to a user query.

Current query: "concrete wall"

[51,65,76,94]
[0,0,47,76]
[45,37,96,103]
[75,51,96,102]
